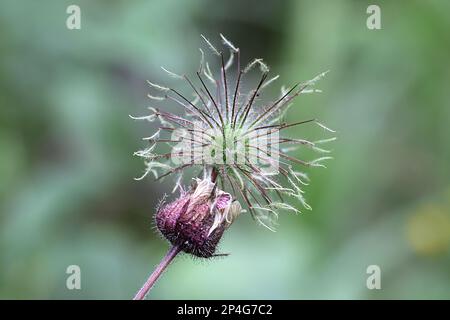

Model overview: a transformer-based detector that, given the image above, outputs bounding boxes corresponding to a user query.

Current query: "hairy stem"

[133,245,181,300]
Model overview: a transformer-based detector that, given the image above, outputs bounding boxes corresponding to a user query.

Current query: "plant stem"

[133,245,181,300]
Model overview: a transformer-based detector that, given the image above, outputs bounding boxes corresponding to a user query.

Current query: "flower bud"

[155,178,241,258]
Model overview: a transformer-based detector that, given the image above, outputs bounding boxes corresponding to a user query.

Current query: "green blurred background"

[1,0,449,299]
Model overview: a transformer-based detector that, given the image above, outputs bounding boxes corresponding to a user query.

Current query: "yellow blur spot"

[406,204,450,256]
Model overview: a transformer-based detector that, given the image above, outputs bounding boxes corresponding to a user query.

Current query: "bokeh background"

[1,0,450,299]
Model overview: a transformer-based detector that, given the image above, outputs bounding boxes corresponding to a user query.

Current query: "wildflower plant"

[132,34,335,299]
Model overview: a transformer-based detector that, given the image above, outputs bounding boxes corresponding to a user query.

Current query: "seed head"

[132,34,335,232]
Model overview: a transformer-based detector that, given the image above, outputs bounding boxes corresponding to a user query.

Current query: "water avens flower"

[132,34,335,299]
[156,176,240,258]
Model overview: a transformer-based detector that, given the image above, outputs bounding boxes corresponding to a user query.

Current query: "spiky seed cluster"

[132,34,335,231]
